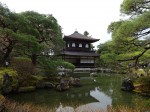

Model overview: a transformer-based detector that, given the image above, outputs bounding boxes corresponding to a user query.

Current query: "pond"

[6,74,150,111]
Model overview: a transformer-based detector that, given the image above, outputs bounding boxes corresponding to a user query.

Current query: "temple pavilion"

[60,31,100,68]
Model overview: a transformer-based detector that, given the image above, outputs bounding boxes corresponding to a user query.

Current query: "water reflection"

[66,92,90,99]
[7,75,150,110]
[76,87,112,111]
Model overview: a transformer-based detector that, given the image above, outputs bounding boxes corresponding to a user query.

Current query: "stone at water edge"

[56,78,70,91]
[44,82,55,89]
[121,78,134,91]
[69,78,81,87]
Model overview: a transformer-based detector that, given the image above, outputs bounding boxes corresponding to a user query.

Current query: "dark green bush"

[11,57,34,75]
[10,57,38,87]
[55,59,75,70]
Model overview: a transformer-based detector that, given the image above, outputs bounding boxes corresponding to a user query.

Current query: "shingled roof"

[64,31,100,43]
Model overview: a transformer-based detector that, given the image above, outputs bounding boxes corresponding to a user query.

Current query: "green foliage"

[97,41,119,69]
[20,11,64,53]
[38,57,75,76]
[0,3,64,67]
[121,0,150,15]
[38,57,57,75]
[120,0,135,14]
[117,51,141,60]
[102,0,150,70]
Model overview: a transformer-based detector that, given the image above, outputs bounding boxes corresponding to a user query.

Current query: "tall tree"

[0,3,36,65]
[107,0,150,68]
[20,11,64,65]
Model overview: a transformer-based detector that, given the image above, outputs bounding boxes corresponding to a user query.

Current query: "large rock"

[56,78,69,91]
[121,78,134,91]
[69,77,81,87]
[36,80,45,89]
[44,82,55,89]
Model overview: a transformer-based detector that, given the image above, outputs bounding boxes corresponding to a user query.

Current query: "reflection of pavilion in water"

[75,87,112,111]
[63,87,112,111]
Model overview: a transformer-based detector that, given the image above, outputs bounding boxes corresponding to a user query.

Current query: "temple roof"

[61,51,99,57]
[64,31,100,43]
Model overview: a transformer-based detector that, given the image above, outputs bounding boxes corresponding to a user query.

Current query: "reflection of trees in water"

[96,75,134,107]
[66,92,90,98]
[7,75,149,109]
[96,75,149,108]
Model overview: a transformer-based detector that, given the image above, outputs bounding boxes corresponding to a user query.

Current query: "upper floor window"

[72,43,75,47]
[79,43,82,47]
[85,44,89,48]
[68,43,70,47]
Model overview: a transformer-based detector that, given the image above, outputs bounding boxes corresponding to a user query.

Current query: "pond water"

[6,74,150,111]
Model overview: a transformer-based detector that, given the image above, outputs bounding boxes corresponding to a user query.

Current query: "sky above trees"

[0,0,124,48]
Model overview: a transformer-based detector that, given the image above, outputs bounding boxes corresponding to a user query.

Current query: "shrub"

[55,60,75,70]
[38,57,57,76]
[11,57,34,75]
[10,57,37,86]
[61,61,75,70]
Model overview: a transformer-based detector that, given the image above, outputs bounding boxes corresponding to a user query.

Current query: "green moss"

[0,68,19,91]
[32,75,44,80]
[18,86,36,92]
[132,68,146,76]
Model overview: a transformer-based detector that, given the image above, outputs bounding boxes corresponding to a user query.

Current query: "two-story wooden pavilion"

[60,31,100,68]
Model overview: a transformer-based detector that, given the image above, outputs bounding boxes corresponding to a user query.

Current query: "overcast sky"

[0,0,124,48]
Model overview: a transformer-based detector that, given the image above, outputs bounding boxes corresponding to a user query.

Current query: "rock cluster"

[1,72,81,93]
[56,77,81,91]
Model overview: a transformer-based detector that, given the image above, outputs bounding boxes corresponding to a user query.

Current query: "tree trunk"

[31,54,37,66]
[2,47,13,66]
[31,54,38,75]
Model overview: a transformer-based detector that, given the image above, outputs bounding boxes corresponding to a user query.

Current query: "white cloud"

[0,0,124,48]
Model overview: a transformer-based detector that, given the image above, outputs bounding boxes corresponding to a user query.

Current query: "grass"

[2,99,149,112]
